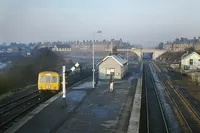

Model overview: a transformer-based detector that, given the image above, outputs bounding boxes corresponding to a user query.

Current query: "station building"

[97,54,128,80]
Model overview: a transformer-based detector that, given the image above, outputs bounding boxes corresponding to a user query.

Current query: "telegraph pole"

[127,42,129,65]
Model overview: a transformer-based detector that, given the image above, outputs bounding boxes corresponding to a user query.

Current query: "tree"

[67,59,74,65]
[185,47,194,52]
[158,42,164,49]
[112,45,118,54]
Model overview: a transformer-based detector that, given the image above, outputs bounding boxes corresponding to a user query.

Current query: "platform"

[5,63,142,133]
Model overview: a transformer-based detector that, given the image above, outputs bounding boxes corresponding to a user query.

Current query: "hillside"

[156,51,185,63]
[0,48,66,94]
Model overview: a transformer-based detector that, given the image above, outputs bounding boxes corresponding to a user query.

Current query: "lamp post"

[126,42,129,66]
[140,48,143,62]
[92,30,102,88]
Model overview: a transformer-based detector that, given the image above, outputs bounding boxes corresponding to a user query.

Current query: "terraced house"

[52,44,71,52]
[164,43,193,51]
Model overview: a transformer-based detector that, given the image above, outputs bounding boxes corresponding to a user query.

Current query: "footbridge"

[105,48,166,60]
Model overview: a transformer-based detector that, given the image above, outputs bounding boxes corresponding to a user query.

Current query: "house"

[97,54,128,80]
[52,44,71,52]
[181,51,200,70]
[7,48,12,53]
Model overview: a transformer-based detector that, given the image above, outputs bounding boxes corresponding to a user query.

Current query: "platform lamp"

[92,30,102,89]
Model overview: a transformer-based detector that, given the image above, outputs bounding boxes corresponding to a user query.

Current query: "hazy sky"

[0,0,200,47]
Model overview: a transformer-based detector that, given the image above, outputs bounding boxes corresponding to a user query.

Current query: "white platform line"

[5,77,91,133]
[4,92,61,133]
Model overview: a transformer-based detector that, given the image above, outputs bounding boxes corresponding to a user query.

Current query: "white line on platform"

[5,77,92,133]
[4,92,61,133]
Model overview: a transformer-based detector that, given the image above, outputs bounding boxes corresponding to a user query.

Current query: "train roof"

[39,71,59,74]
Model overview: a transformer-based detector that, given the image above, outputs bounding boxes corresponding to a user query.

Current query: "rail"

[150,68,170,133]
[153,61,200,132]
[145,61,170,133]
[0,68,93,133]
[160,79,192,132]
[144,76,149,133]
[0,91,39,111]
[0,92,45,132]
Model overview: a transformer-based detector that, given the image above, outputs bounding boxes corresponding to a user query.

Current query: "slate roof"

[181,52,200,60]
[56,44,71,48]
[97,54,128,66]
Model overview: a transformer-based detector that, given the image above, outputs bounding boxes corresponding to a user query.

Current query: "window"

[110,68,115,73]
[40,76,45,83]
[106,69,111,75]
[189,59,193,65]
[46,76,51,83]
[52,76,57,83]
[106,68,115,75]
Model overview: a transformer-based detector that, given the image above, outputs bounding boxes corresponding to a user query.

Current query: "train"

[37,71,60,92]
[37,64,93,92]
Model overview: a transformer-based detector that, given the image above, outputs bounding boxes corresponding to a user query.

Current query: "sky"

[0,0,200,47]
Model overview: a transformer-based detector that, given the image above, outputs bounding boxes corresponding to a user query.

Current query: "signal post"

[62,63,79,107]
[62,66,66,107]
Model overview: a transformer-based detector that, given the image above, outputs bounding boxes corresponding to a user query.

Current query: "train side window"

[52,76,57,83]
[46,76,51,83]
[40,76,45,83]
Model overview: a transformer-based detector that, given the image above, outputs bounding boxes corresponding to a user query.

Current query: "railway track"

[0,90,39,113]
[144,62,170,133]
[152,61,200,132]
[148,61,184,132]
[168,80,200,118]
[0,71,93,133]
[0,91,49,133]
[145,75,149,133]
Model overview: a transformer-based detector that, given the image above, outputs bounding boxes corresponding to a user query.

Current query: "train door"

[45,74,51,90]
[38,75,45,90]
[51,75,59,90]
